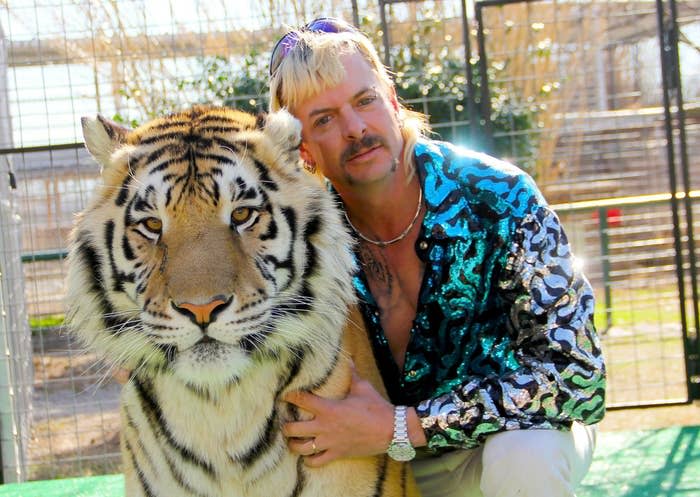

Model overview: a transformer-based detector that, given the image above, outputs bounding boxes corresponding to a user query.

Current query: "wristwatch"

[387,405,416,461]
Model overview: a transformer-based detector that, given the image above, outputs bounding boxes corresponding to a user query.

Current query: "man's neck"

[339,174,422,242]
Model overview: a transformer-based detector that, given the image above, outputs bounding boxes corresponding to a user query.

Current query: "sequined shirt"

[353,139,606,451]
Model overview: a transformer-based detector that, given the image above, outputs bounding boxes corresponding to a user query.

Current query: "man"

[268,17,606,497]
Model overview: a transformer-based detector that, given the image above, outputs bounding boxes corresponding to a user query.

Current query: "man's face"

[293,52,404,190]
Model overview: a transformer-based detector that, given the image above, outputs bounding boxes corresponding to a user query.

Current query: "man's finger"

[304,449,335,468]
[284,390,329,413]
[286,436,316,455]
[283,420,317,439]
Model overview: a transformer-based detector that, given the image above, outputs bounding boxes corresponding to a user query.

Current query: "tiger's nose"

[172,297,231,327]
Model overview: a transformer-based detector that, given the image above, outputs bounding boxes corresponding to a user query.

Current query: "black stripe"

[371,454,389,497]
[160,439,212,497]
[281,214,321,315]
[301,217,321,279]
[260,218,277,241]
[210,180,220,205]
[305,345,340,392]
[196,120,244,131]
[241,186,258,200]
[132,186,157,213]
[280,347,306,392]
[105,220,135,292]
[123,405,158,478]
[133,377,217,479]
[284,283,313,315]
[104,220,122,293]
[140,145,180,170]
[75,236,126,333]
[239,331,270,355]
[115,174,133,206]
[233,410,278,467]
[253,159,278,190]
[194,152,240,166]
[122,233,136,261]
[289,457,306,497]
[147,154,189,176]
[124,438,158,497]
[144,119,190,131]
[201,125,248,135]
[401,459,408,497]
[155,344,177,364]
[255,259,275,283]
[139,131,186,145]
[231,347,305,468]
[277,207,297,292]
[213,137,241,152]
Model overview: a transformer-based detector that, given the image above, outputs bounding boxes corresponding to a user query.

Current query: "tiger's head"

[66,107,355,390]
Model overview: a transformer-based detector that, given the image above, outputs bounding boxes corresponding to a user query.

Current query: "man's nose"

[341,109,367,141]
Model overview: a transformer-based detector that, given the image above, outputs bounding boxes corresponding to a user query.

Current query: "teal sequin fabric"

[353,140,606,450]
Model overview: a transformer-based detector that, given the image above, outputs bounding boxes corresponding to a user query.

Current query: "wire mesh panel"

[0,0,699,483]
[0,0,368,482]
[475,0,700,407]
[6,145,122,480]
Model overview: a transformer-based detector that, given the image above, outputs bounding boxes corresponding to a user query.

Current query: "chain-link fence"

[0,0,699,483]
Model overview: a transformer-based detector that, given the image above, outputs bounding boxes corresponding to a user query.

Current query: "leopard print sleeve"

[416,204,607,450]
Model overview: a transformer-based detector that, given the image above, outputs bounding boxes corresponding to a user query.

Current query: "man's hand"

[283,369,394,467]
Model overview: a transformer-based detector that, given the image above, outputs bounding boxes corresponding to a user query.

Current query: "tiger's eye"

[231,207,253,225]
[142,217,162,233]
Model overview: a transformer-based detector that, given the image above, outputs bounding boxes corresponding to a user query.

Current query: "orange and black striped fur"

[66,107,420,497]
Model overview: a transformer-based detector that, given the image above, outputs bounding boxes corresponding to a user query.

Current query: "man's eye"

[358,95,376,106]
[314,115,332,127]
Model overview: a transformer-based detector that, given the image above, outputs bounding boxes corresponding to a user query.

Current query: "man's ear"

[388,85,400,113]
[299,142,316,170]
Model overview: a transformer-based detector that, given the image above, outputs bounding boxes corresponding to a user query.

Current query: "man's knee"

[480,428,587,497]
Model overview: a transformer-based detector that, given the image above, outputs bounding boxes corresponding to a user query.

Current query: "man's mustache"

[340,135,387,165]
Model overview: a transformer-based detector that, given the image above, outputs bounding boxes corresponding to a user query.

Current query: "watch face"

[388,442,416,461]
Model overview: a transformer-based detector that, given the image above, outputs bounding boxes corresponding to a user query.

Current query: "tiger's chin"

[171,342,252,390]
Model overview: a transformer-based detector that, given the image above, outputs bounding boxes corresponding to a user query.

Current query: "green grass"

[29,314,65,330]
[593,285,682,329]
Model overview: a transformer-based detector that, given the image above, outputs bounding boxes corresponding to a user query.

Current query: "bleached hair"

[269,29,431,177]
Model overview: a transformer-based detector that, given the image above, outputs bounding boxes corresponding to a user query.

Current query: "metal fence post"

[0,22,32,483]
[656,0,699,400]
[598,208,613,331]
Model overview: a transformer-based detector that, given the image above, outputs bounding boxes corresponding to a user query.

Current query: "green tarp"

[1,426,698,497]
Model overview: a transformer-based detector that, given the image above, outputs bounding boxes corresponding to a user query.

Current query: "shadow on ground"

[579,426,700,497]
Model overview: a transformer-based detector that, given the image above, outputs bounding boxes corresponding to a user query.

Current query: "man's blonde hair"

[269,29,430,176]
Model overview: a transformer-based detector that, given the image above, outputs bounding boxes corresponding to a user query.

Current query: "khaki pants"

[411,422,597,497]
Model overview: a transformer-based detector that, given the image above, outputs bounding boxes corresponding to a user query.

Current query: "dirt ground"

[599,401,700,432]
[26,334,700,480]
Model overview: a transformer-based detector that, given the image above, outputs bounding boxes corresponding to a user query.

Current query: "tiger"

[66,106,421,497]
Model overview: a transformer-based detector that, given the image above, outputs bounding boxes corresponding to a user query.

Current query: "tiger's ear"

[260,109,302,159]
[81,115,130,168]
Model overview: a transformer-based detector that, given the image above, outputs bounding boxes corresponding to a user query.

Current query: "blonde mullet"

[269,29,431,178]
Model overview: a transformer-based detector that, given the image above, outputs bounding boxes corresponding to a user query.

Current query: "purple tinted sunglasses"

[269,17,358,75]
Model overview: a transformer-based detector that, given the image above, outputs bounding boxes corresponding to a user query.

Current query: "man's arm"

[416,204,606,450]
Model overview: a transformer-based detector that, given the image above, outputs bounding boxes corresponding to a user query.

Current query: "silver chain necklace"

[344,187,423,248]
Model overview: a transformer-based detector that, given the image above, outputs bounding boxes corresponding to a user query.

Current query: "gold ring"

[311,438,318,454]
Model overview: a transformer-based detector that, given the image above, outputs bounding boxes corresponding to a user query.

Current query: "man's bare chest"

[357,242,425,368]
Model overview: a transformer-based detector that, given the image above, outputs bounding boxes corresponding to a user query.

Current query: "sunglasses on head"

[269,17,358,75]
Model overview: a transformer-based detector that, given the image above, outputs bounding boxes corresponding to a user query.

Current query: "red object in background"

[591,208,622,227]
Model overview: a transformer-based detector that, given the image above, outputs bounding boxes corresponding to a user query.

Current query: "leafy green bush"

[367,17,539,173]
[115,17,540,174]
